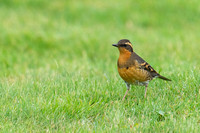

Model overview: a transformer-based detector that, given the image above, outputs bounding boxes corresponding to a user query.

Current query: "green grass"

[0,0,200,132]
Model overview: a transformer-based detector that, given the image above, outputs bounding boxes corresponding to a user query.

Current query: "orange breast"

[118,66,151,84]
[117,48,152,84]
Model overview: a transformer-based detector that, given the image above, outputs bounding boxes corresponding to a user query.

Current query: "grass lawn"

[0,0,200,132]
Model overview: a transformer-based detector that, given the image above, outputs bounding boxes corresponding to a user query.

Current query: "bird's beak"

[112,44,118,47]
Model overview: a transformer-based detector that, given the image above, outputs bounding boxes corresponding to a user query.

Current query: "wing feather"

[132,52,159,78]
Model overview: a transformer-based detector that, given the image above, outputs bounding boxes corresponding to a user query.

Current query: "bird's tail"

[158,75,171,81]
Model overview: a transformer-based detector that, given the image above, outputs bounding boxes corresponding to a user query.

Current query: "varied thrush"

[112,39,171,100]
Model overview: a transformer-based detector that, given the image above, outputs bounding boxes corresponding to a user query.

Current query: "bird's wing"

[132,52,159,77]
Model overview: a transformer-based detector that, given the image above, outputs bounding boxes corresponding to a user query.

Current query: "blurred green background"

[0,0,199,132]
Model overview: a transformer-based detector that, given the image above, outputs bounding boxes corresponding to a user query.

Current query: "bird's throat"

[118,51,132,66]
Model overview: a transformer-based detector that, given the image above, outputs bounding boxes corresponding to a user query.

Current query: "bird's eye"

[121,44,127,47]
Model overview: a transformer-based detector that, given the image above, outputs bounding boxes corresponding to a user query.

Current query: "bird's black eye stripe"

[120,44,127,47]
[119,44,133,52]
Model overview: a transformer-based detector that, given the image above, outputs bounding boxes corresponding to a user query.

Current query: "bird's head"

[112,39,133,54]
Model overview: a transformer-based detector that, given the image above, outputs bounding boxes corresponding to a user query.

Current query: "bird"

[112,39,171,100]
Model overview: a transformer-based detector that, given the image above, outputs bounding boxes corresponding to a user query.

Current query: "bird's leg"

[144,84,148,98]
[122,82,130,101]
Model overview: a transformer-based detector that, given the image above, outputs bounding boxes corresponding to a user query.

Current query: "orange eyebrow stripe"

[125,42,132,47]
